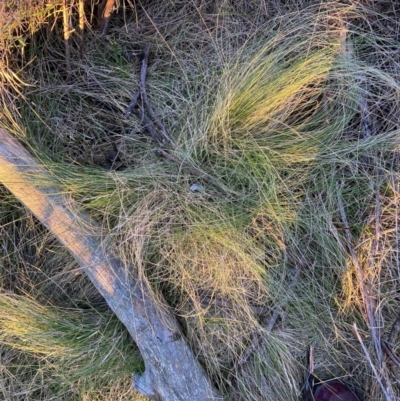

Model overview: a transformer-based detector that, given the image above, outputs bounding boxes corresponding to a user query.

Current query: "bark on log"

[0,129,223,401]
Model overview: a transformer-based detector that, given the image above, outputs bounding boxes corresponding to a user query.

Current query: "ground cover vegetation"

[0,0,399,400]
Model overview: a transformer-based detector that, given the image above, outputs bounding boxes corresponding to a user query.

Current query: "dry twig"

[125,45,170,144]
[125,90,141,118]
[303,345,315,401]
[138,45,173,144]
[62,0,72,78]
[337,187,395,401]
[78,0,85,59]
[124,45,233,197]
[382,314,400,375]
[353,324,395,401]
[337,189,377,338]
[100,0,116,36]
[132,107,164,144]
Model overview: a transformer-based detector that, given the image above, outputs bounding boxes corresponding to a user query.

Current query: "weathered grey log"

[0,128,223,401]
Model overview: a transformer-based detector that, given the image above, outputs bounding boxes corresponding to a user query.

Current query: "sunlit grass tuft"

[1,1,400,400]
[0,292,142,398]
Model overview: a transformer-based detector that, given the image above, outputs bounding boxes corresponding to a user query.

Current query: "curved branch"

[0,129,223,401]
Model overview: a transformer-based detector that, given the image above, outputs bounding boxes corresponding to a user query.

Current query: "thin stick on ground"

[62,0,71,78]
[381,314,400,372]
[133,107,164,144]
[338,187,395,401]
[125,90,141,118]
[353,323,395,401]
[359,91,382,267]
[303,345,315,401]
[124,45,232,197]
[357,81,395,395]
[78,0,85,59]
[337,187,377,337]
[139,45,173,144]
[359,103,392,393]
[100,0,116,36]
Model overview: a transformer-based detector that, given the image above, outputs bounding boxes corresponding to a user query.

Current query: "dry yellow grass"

[1,1,400,400]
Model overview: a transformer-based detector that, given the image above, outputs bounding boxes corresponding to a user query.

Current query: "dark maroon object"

[304,346,361,401]
[306,380,360,401]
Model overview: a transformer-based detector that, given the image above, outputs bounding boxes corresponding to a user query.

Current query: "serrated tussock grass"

[1,1,400,400]
[0,291,142,399]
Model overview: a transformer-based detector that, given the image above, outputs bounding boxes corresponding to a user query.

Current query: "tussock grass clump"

[0,291,142,400]
[1,1,400,400]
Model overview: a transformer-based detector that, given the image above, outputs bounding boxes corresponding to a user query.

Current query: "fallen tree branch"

[125,90,141,118]
[123,46,234,198]
[0,129,223,401]
[138,45,173,144]
[132,107,165,144]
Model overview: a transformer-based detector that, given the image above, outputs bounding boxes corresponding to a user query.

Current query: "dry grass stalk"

[338,189,396,401]
[381,314,400,381]
[100,0,117,36]
[78,0,85,58]
[353,323,395,401]
[62,0,72,77]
